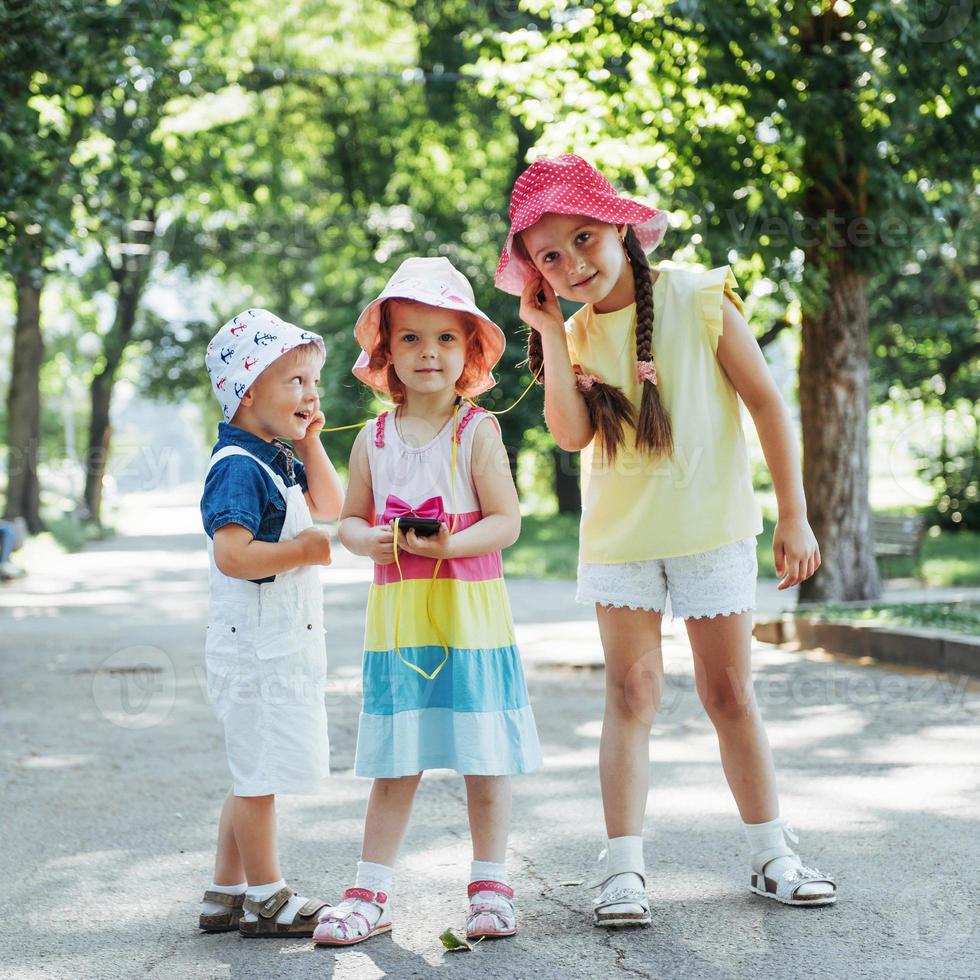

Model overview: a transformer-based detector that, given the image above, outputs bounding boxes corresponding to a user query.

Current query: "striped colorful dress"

[353,404,543,778]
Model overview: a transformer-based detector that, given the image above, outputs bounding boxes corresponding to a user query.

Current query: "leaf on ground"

[439,928,474,951]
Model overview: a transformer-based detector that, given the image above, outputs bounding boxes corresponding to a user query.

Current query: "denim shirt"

[200,423,309,584]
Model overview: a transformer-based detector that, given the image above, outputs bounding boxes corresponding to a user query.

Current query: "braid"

[581,381,636,463]
[628,228,655,362]
[513,233,548,387]
[527,326,545,384]
[516,225,671,462]
[625,227,673,457]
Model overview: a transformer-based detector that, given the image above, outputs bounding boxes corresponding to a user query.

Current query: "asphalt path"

[2,491,978,979]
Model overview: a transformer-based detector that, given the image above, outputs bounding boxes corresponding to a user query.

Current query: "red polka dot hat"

[494,154,670,296]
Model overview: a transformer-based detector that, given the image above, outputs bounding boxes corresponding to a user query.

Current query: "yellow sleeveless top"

[566,262,763,563]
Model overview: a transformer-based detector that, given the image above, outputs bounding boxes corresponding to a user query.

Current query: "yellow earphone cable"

[319,363,543,434]
[319,361,545,680]
[390,401,460,681]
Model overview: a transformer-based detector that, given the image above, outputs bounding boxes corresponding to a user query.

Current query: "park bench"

[872,513,927,577]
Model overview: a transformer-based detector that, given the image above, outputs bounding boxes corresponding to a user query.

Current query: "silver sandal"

[750,863,837,906]
[592,878,652,927]
[749,824,837,907]
[588,847,651,928]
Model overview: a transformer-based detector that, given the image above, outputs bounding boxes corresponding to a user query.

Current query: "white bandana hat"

[205,308,325,422]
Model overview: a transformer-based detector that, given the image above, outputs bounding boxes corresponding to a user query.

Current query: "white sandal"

[466,880,517,939]
[588,848,651,928]
[312,887,392,946]
[749,824,837,907]
[750,863,838,906]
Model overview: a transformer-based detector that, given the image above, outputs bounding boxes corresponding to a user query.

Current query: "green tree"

[476,0,979,599]
[870,179,979,530]
[143,0,547,479]
[72,3,227,524]
[0,0,224,530]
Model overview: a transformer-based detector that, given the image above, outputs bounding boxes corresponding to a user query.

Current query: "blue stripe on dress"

[354,704,543,778]
[361,644,531,715]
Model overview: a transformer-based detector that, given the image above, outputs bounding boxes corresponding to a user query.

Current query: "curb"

[753,615,980,676]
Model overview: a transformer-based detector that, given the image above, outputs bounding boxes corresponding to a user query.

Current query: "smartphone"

[395,516,443,537]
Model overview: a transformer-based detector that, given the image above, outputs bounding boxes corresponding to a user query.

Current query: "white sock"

[200,880,246,916]
[743,817,829,898]
[355,860,394,896]
[600,836,646,913]
[470,860,508,886]
[243,877,310,925]
[323,860,393,934]
[246,878,287,903]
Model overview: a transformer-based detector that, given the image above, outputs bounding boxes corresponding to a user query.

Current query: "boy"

[197,308,343,936]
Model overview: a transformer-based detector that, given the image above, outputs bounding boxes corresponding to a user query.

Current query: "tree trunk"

[3,263,45,533]
[82,232,153,525]
[552,447,581,514]
[798,259,881,600]
[82,370,114,524]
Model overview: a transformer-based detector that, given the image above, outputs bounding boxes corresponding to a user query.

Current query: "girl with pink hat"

[313,257,543,947]
[497,155,836,926]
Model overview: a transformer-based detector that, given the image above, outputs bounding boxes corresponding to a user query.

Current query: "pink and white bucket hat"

[352,256,506,397]
[205,308,324,422]
[494,154,670,296]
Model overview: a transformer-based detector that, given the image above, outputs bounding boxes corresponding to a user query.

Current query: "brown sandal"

[198,890,245,933]
[238,886,330,938]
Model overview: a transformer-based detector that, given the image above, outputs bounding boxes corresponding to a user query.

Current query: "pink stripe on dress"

[373,510,504,584]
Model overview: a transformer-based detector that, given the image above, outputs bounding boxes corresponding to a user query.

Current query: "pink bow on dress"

[381,494,447,525]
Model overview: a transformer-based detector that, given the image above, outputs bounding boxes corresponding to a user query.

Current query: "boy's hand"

[397,522,454,560]
[295,526,332,566]
[367,524,397,565]
[293,403,325,457]
[773,516,820,591]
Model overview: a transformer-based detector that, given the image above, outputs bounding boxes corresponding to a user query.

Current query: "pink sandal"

[313,887,391,946]
[465,880,517,940]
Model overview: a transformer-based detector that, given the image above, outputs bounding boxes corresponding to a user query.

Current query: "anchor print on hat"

[205,309,325,421]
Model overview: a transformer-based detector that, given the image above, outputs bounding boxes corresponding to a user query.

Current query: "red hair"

[369,299,489,403]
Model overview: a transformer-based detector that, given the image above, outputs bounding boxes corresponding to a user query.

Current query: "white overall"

[204,446,329,796]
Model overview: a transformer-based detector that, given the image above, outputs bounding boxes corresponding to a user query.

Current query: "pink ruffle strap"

[374,412,388,448]
[454,405,483,443]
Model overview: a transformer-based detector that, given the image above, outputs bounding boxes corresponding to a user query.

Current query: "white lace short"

[576,537,758,619]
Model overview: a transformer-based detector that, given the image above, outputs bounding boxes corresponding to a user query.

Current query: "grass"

[507,511,980,587]
[758,516,980,587]
[800,602,980,637]
[44,515,115,553]
[505,511,580,579]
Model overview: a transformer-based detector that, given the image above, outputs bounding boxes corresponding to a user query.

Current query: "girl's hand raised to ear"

[520,275,565,337]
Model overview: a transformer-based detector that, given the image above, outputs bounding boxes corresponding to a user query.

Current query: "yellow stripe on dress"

[364,578,516,652]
